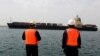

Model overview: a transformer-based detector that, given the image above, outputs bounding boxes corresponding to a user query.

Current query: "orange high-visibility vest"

[25,29,38,45]
[66,28,79,46]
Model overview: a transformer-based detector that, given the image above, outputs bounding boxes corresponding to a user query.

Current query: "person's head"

[67,19,76,28]
[29,24,35,29]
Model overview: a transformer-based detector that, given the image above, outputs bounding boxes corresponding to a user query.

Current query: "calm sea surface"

[0,27,100,56]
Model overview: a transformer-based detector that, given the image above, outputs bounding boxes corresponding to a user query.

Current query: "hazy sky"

[0,0,100,28]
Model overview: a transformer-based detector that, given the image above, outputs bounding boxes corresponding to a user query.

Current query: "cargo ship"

[7,16,98,31]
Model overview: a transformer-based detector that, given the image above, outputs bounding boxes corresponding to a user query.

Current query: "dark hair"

[30,24,35,27]
[68,25,75,28]
[29,24,36,29]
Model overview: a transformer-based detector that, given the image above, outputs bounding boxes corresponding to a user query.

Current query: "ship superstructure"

[74,15,83,28]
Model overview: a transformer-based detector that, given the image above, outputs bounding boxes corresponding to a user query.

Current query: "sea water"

[0,27,100,56]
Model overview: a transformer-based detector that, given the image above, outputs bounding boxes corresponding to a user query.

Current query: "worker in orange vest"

[62,19,81,56]
[22,24,41,56]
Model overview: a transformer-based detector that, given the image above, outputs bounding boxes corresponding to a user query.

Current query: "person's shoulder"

[74,28,80,33]
[34,29,38,31]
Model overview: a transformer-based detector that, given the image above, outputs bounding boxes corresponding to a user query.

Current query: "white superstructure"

[74,15,83,28]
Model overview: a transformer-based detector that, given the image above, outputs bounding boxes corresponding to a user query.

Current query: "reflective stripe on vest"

[66,28,79,46]
[25,29,37,45]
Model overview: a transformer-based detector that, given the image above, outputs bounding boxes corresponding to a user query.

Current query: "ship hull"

[7,23,98,31]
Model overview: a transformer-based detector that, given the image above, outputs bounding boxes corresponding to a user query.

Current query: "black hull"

[7,23,98,31]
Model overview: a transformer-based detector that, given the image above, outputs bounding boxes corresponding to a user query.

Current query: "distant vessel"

[7,16,98,31]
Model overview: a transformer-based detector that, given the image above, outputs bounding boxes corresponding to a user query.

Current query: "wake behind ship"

[7,16,98,31]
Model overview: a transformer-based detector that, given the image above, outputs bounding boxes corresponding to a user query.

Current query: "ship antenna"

[76,15,79,18]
